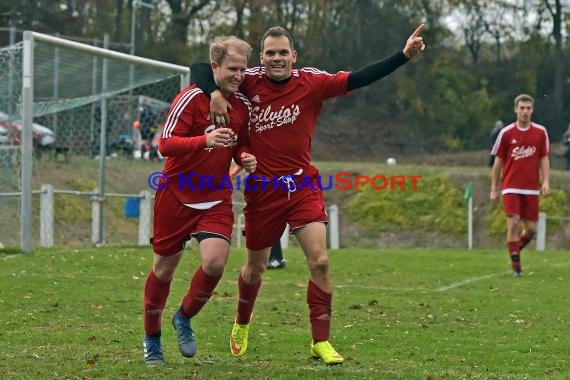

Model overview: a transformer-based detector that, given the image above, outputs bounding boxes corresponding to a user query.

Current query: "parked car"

[0,112,11,145]
[0,125,9,145]
[0,111,56,148]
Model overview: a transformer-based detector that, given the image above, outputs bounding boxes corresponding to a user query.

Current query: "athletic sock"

[269,242,284,261]
[180,265,222,318]
[144,270,172,337]
[235,271,261,325]
[307,280,332,342]
[519,233,531,252]
[508,241,521,272]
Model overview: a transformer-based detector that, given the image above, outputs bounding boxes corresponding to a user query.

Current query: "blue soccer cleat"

[172,311,197,357]
[143,335,165,365]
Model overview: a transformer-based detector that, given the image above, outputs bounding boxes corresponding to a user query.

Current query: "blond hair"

[210,36,252,64]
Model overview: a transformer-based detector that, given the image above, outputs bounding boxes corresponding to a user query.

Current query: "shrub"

[348,175,466,236]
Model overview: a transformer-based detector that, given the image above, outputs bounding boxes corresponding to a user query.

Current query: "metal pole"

[129,0,137,90]
[9,25,16,44]
[130,0,137,56]
[467,197,473,250]
[52,39,60,137]
[90,38,99,149]
[181,72,189,90]
[96,34,110,246]
[8,25,16,117]
[21,31,34,253]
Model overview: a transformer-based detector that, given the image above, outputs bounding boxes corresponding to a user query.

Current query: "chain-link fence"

[0,32,190,251]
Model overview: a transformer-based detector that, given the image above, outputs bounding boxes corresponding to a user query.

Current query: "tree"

[542,0,566,135]
[163,0,213,43]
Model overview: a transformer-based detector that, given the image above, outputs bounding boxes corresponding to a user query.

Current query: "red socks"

[180,266,222,318]
[307,280,332,342]
[235,272,261,325]
[519,233,531,251]
[233,275,333,342]
[143,270,172,337]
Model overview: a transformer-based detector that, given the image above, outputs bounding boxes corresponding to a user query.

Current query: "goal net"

[0,32,189,250]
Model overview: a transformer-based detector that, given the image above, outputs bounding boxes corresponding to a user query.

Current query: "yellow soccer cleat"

[230,320,250,357]
[311,340,345,365]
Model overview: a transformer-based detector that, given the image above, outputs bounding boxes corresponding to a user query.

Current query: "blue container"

[124,197,140,218]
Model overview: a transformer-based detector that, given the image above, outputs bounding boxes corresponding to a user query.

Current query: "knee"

[152,256,179,281]
[249,260,267,278]
[153,266,175,281]
[525,227,536,239]
[202,259,227,277]
[242,260,266,283]
[308,252,329,275]
[507,218,519,232]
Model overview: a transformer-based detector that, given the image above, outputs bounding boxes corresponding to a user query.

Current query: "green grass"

[1,246,569,379]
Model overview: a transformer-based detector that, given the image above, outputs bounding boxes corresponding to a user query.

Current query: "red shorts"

[502,193,539,222]
[243,166,327,250]
[152,188,234,256]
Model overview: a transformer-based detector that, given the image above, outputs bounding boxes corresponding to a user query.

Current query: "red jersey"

[492,122,549,195]
[159,85,251,203]
[240,67,350,176]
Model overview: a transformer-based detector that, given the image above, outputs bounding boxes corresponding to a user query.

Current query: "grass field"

[1,246,569,379]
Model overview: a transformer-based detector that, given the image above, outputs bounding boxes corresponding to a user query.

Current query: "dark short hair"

[260,26,294,51]
[514,93,534,107]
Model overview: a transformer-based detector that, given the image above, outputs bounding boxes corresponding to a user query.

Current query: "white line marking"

[437,261,570,292]
[436,272,507,292]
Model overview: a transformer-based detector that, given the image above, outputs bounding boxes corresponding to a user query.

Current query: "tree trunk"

[549,0,564,134]
[115,0,124,45]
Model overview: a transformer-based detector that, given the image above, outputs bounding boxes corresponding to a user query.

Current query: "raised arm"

[347,23,426,91]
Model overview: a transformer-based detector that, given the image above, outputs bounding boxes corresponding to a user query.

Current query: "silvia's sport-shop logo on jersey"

[251,104,301,133]
[511,145,536,161]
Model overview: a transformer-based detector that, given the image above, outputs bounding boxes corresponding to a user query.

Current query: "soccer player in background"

[191,24,425,364]
[142,36,257,365]
[490,93,550,277]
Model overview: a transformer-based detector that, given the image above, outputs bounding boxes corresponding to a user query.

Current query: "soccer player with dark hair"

[490,93,550,277]
[192,24,426,364]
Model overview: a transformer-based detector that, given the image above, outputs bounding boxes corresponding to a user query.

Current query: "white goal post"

[20,31,190,252]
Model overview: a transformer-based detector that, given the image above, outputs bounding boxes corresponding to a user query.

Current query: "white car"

[0,125,9,145]
[0,112,11,145]
[0,111,56,147]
